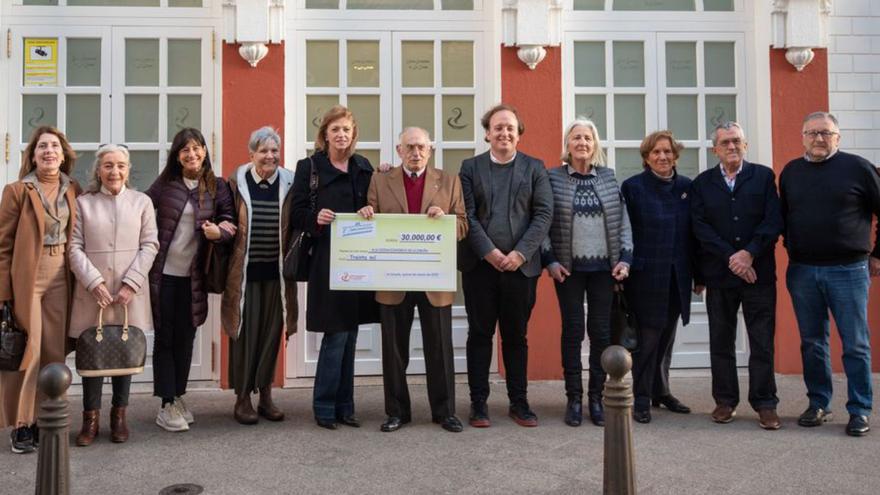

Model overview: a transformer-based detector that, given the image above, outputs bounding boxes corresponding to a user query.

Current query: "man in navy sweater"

[691,122,783,429]
[780,112,880,437]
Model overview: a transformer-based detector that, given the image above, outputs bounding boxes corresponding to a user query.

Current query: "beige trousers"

[0,246,68,428]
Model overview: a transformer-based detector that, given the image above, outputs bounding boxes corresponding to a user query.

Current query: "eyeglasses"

[802,130,838,139]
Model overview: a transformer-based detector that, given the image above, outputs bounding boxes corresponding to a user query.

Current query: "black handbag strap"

[308,156,318,213]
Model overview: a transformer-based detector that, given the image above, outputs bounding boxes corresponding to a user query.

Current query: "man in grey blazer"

[459,104,553,427]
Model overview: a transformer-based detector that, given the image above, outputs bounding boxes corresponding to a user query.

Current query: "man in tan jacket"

[358,127,468,433]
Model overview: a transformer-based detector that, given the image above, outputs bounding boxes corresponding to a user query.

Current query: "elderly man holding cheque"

[358,127,468,433]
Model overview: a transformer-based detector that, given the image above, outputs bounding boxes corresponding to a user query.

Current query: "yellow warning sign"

[24,38,58,87]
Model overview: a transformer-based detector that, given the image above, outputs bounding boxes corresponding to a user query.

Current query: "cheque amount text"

[399,232,443,243]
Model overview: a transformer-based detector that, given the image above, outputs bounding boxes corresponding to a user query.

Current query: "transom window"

[22,0,201,6]
[573,0,733,11]
[306,0,473,10]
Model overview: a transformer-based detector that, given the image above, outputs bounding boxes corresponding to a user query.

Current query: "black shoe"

[564,399,583,427]
[315,417,338,430]
[337,415,361,428]
[797,407,832,427]
[10,427,35,454]
[433,415,463,433]
[380,416,410,432]
[633,408,651,424]
[588,400,605,427]
[846,415,870,437]
[469,401,491,428]
[652,395,691,414]
[509,402,538,427]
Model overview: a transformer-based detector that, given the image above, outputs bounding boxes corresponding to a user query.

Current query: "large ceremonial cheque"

[329,213,457,291]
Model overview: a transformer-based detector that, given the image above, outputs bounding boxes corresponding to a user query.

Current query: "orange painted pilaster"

[500,46,564,380]
[221,43,286,389]
[769,48,880,374]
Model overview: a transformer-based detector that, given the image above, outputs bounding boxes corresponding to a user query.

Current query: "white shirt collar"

[718,161,744,178]
[100,184,126,196]
[489,151,517,165]
[250,165,279,184]
[804,148,839,163]
[402,166,426,178]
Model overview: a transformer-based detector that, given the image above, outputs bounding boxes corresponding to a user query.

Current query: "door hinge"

[211,30,216,62]
[211,341,216,372]
[4,133,10,164]
[6,30,11,59]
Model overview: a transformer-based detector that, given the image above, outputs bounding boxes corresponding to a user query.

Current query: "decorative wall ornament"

[501,0,563,70]
[770,0,831,72]
[223,0,285,68]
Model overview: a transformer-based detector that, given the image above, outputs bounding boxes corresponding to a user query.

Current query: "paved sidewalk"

[2,373,879,495]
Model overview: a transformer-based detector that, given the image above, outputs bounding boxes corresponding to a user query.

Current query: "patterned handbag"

[0,302,26,371]
[75,305,146,377]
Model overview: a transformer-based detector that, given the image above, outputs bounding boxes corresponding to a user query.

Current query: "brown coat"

[68,189,159,338]
[0,180,78,371]
[367,165,468,307]
[220,164,298,340]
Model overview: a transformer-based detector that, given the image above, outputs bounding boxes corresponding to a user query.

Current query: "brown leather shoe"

[110,406,129,443]
[758,408,781,430]
[257,386,284,422]
[234,393,259,425]
[711,405,736,424]
[76,410,99,447]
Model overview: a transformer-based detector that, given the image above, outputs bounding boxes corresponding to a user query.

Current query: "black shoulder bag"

[282,157,319,281]
[0,302,26,371]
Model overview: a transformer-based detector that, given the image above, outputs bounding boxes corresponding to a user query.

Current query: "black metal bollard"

[601,345,636,495]
[35,363,72,495]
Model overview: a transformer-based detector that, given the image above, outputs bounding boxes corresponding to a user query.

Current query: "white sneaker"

[156,403,189,432]
[175,396,195,424]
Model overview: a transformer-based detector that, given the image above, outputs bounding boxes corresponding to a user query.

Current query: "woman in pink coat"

[68,144,158,445]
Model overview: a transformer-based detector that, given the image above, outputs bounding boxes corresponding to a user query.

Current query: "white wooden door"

[5,24,218,384]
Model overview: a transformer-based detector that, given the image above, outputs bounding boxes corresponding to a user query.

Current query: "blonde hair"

[314,105,359,159]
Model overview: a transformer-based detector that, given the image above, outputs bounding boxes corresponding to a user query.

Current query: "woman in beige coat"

[68,144,158,445]
[0,126,78,454]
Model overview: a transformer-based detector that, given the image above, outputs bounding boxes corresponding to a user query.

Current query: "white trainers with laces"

[175,396,195,424]
[156,403,189,432]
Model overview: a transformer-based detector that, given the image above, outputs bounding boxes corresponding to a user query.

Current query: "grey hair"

[87,144,131,193]
[802,111,839,129]
[248,126,281,153]
[711,121,745,146]
[398,127,433,145]
[561,118,606,167]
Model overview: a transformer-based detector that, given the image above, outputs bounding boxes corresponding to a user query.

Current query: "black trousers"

[153,275,198,400]
[554,271,614,402]
[632,274,682,410]
[81,376,131,411]
[380,292,455,419]
[462,261,538,405]
[707,284,779,411]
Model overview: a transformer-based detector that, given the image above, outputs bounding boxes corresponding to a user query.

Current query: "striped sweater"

[541,164,633,270]
[245,171,280,281]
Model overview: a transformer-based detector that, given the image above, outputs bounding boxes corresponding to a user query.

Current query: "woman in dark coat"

[620,130,703,424]
[291,105,378,429]
[146,128,236,432]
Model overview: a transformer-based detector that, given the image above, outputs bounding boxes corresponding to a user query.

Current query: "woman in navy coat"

[620,130,703,424]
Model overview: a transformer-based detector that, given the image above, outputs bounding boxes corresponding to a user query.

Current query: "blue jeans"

[313,330,358,421]
[786,261,873,416]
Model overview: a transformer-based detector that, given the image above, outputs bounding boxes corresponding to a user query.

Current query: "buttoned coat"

[0,178,78,371]
[68,188,159,338]
[291,151,379,333]
[366,165,468,307]
[690,161,783,288]
[621,170,700,329]
[458,151,554,278]
[220,164,298,340]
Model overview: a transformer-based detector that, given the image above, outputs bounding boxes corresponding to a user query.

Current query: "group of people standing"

[0,104,876,454]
